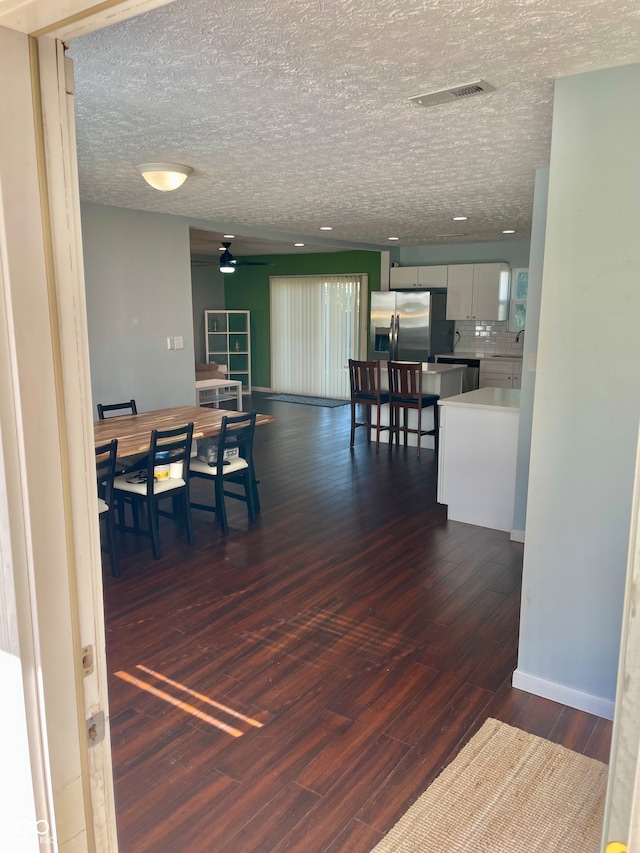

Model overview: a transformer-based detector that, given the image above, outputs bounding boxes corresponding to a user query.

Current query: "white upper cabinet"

[445,264,475,319]
[446,263,510,321]
[390,265,448,289]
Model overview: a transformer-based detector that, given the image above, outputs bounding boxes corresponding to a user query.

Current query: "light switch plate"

[174,335,184,349]
[528,352,537,372]
[167,337,174,350]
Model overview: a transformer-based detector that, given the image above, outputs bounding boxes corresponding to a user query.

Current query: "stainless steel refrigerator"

[369,290,454,361]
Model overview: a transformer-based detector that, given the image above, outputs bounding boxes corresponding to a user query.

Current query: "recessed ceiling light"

[223,234,235,239]
[320,226,333,231]
[452,216,468,221]
[294,242,305,247]
[502,229,516,234]
[388,236,399,241]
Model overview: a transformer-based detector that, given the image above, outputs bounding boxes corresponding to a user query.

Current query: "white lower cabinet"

[479,358,522,389]
[437,388,520,532]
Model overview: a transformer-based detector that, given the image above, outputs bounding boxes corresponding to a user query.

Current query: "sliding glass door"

[270,275,366,398]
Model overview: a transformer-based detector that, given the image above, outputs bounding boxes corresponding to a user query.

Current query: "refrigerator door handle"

[393,314,400,361]
[389,314,396,360]
[393,313,400,360]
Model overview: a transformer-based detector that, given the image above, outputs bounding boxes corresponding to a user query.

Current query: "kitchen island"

[378,363,465,449]
[437,387,520,532]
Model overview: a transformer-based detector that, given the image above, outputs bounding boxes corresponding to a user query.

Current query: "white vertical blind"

[270,275,364,398]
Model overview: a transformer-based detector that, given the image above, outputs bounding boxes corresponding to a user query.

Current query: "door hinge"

[64,55,74,96]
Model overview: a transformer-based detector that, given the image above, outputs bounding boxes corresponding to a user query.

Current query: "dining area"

[95,401,274,577]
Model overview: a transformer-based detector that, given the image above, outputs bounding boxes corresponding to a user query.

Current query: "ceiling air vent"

[409,80,496,108]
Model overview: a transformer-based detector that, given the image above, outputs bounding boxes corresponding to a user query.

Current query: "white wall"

[514,63,640,717]
[82,203,196,413]
[512,168,548,536]
[399,240,530,269]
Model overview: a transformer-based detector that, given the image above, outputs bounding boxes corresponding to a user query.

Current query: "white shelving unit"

[204,310,251,393]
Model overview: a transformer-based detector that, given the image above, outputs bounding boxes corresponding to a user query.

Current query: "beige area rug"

[371,718,608,853]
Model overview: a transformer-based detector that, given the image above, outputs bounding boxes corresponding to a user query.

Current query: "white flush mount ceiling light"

[294,242,305,247]
[138,163,192,191]
[320,226,333,231]
[502,229,516,234]
[223,234,235,239]
[452,216,468,221]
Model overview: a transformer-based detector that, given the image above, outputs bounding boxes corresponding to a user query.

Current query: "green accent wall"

[224,250,381,389]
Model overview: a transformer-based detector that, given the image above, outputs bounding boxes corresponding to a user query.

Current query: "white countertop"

[421,363,465,374]
[438,387,521,412]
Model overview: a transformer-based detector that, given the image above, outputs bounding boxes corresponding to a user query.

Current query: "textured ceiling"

[69,0,640,255]
[189,228,343,257]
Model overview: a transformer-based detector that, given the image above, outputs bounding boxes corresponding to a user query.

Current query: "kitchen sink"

[490,354,523,359]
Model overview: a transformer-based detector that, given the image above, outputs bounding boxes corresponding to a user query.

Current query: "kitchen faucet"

[515,329,525,343]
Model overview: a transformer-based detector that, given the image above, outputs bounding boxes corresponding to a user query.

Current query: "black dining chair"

[96,397,146,494]
[112,422,195,559]
[348,358,390,451]
[387,361,439,459]
[95,439,120,577]
[190,412,258,534]
[97,399,137,419]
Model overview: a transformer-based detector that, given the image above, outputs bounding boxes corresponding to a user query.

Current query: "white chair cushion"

[190,457,248,477]
[113,474,186,496]
[97,498,109,514]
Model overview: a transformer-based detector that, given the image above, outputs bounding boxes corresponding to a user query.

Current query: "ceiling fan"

[189,241,274,273]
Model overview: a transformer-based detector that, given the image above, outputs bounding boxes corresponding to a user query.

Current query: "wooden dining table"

[94,404,274,458]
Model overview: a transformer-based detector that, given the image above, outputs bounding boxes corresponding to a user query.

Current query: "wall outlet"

[174,335,184,350]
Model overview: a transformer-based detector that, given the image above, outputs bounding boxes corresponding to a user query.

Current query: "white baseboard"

[510,529,525,543]
[511,669,615,720]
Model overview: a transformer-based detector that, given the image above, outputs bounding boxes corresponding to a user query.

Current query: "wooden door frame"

[0,2,174,850]
[2,1,640,851]
[602,426,640,849]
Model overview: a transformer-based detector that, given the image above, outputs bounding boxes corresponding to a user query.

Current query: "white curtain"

[270,275,365,398]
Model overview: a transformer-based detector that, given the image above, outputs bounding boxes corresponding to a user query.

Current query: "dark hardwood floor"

[103,393,612,853]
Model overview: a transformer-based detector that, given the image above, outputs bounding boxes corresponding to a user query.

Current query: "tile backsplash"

[455,320,524,356]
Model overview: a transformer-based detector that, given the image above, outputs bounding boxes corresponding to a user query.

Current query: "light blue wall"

[515,63,640,715]
[82,203,196,413]
[512,169,548,535]
[398,240,530,268]
[191,257,225,363]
